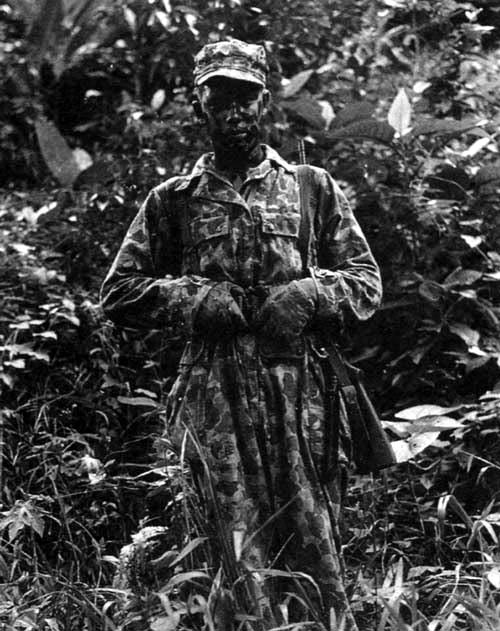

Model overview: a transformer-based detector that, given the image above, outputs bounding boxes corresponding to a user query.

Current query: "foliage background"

[2,0,500,629]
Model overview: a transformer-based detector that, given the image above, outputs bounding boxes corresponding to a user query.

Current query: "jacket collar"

[173,145,294,193]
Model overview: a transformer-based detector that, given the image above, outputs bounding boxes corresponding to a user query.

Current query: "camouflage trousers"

[167,334,358,630]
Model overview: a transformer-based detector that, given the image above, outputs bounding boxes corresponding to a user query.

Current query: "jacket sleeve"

[311,168,382,325]
[100,184,213,333]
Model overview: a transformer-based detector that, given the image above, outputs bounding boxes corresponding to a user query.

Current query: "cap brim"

[196,68,265,87]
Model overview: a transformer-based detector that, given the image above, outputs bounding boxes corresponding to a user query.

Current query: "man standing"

[101,39,383,629]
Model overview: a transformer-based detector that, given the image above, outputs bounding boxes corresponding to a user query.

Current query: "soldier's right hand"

[193,281,248,337]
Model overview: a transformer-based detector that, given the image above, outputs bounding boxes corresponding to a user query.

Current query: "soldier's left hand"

[255,278,317,341]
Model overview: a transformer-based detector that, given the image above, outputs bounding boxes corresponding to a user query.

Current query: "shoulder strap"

[296,164,317,273]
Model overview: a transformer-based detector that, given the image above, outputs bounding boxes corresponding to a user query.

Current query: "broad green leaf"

[0,373,14,389]
[152,550,178,570]
[318,100,335,128]
[4,359,25,370]
[85,90,101,100]
[117,396,160,408]
[184,12,198,37]
[387,88,412,137]
[163,570,210,591]
[412,417,464,432]
[151,89,166,110]
[155,10,171,30]
[325,120,395,145]
[487,568,500,589]
[123,6,137,32]
[484,271,500,281]
[444,268,482,287]
[485,513,500,524]
[233,529,245,562]
[460,234,483,248]
[35,117,81,187]
[461,137,492,158]
[382,420,410,438]
[10,243,35,256]
[72,147,93,172]
[33,331,58,341]
[0,500,45,541]
[153,536,207,570]
[391,432,441,463]
[395,404,460,420]
[384,417,463,438]
[412,117,485,137]
[282,69,314,99]
[449,323,480,348]
[413,81,431,94]
[282,96,325,129]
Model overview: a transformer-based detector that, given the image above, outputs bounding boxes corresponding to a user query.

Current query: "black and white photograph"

[2,1,500,629]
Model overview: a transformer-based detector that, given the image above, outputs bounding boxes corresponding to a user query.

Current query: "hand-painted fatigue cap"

[194,39,267,87]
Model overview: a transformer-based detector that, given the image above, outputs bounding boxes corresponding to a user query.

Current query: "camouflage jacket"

[100,145,382,339]
[101,146,383,628]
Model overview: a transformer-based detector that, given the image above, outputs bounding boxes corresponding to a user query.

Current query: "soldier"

[101,39,383,630]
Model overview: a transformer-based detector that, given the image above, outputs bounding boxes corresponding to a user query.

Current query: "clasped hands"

[194,279,318,341]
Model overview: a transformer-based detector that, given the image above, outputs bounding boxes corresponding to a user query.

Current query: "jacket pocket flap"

[261,212,300,237]
[189,215,230,245]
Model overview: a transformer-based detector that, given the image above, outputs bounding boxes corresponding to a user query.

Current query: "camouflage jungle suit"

[101,145,382,629]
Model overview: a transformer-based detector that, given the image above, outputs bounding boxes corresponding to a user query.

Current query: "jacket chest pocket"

[187,214,231,275]
[260,210,302,275]
[261,211,300,239]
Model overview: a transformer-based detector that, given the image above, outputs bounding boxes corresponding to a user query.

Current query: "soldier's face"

[197,78,269,155]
